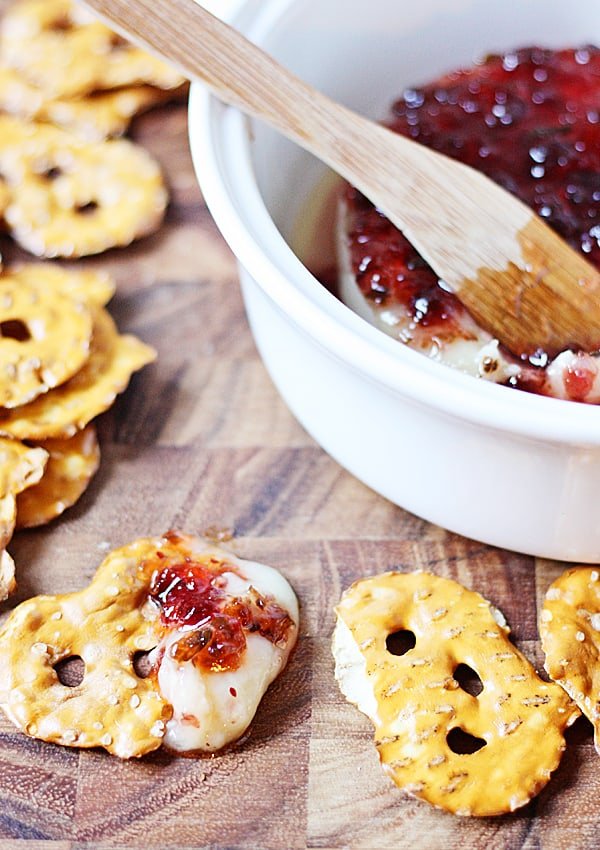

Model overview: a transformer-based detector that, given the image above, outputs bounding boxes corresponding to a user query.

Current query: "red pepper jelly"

[148,556,295,672]
[344,46,600,361]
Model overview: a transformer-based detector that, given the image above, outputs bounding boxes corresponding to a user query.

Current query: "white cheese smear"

[152,556,299,753]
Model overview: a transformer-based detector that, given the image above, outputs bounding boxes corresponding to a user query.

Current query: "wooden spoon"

[85,0,600,358]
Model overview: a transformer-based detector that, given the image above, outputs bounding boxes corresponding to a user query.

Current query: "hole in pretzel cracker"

[49,16,73,32]
[0,320,31,342]
[453,663,483,697]
[132,649,155,679]
[42,167,63,181]
[385,629,416,656]
[54,656,85,688]
[109,33,129,50]
[446,727,486,755]
[76,201,99,216]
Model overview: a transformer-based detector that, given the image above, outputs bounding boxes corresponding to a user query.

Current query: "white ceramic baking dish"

[188,0,600,561]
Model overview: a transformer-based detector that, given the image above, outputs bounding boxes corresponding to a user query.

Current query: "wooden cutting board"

[0,101,597,850]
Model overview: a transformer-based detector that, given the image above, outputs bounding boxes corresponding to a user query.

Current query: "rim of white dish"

[187,0,600,446]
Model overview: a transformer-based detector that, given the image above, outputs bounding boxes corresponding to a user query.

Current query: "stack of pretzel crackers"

[0,0,185,142]
[0,264,155,600]
[0,0,184,597]
[2,0,600,830]
[0,0,186,258]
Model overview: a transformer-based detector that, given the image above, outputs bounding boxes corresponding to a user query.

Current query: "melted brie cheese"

[337,201,522,384]
[338,198,600,401]
[154,556,298,753]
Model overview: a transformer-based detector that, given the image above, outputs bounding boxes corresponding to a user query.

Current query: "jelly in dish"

[338,47,600,402]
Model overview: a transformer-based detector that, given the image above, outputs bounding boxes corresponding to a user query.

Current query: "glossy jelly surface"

[149,555,295,672]
[343,47,600,391]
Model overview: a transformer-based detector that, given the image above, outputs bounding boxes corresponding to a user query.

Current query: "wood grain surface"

[0,101,598,850]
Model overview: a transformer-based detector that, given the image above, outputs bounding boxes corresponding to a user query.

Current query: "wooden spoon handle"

[85,0,355,159]
[85,0,600,358]
[83,0,465,222]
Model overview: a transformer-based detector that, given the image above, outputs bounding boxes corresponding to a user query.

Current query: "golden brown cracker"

[0,0,184,99]
[0,493,18,598]
[0,549,16,603]
[541,567,600,753]
[8,264,115,309]
[0,436,47,599]
[333,571,578,816]
[0,308,156,439]
[0,65,44,121]
[0,116,167,258]
[41,85,187,141]
[0,535,179,757]
[0,176,10,222]
[0,65,186,141]
[0,435,48,500]
[17,424,100,528]
[0,270,94,407]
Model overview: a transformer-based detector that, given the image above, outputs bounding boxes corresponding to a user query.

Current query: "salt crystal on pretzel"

[0,115,167,258]
[0,0,184,99]
[0,270,94,407]
[0,65,186,141]
[16,424,100,529]
[333,571,579,816]
[541,567,600,754]
[0,307,155,440]
[0,532,299,758]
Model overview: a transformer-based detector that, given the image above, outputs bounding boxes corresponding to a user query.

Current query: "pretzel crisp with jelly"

[0,0,184,99]
[0,308,156,440]
[0,115,167,258]
[0,532,299,758]
[541,567,600,754]
[16,424,100,529]
[333,571,579,816]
